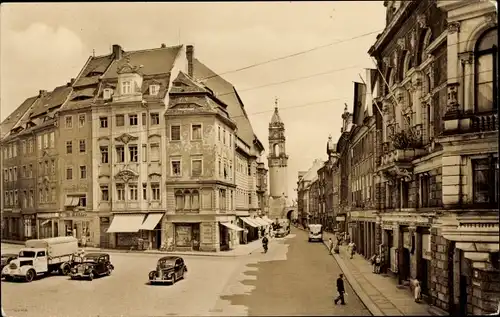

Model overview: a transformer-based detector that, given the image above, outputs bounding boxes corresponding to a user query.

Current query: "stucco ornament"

[416,14,427,29]
[115,170,138,183]
[115,133,139,144]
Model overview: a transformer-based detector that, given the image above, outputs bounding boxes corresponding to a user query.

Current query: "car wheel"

[89,272,94,281]
[172,273,177,284]
[25,269,35,282]
[5,276,13,282]
[106,266,113,276]
[61,264,70,276]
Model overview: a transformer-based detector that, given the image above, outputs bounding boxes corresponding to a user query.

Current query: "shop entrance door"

[100,217,110,249]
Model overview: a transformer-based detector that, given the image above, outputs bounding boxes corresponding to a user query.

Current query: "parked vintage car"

[148,256,187,285]
[69,253,114,281]
[1,254,18,273]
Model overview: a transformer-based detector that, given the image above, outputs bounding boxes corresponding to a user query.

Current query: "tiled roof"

[192,58,256,147]
[73,55,114,88]
[30,86,72,118]
[103,46,182,79]
[0,96,38,138]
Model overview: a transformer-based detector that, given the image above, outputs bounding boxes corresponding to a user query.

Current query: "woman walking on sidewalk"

[328,238,334,255]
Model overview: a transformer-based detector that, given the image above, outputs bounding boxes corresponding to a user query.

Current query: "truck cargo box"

[25,237,78,258]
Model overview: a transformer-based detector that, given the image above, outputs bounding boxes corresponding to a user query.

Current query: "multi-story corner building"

[161,48,265,252]
[91,44,186,250]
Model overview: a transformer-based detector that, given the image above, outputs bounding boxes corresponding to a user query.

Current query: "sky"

[0,2,386,201]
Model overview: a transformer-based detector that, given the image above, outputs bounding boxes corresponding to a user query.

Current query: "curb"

[294,227,383,316]
[2,240,263,259]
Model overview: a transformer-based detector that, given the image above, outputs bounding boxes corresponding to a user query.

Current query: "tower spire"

[270,97,282,125]
[275,96,279,109]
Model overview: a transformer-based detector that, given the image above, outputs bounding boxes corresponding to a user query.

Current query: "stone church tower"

[267,98,288,219]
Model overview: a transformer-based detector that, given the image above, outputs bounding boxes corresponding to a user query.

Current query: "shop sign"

[37,212,59,219]
[201,223,213,243]
[336,216,345,221]
[65,211,88,218]
[175,225,192,247]
[100,217,110,224]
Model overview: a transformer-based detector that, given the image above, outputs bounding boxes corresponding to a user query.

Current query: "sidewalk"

[1,238,265,258]
[296,227,431,316]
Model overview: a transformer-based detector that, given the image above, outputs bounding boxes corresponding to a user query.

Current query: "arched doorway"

[286,210,293,221]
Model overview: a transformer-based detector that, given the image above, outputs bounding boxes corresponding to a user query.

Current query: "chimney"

[39,90,47,97]
[67,78,75,87]
[112,44,123,60]
[186,45,194,77]
[161,43,166,48]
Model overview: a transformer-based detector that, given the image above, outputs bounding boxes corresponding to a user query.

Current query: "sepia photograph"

[0,1,499,316]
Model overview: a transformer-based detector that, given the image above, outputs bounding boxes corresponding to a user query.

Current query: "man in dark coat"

[334,273,346,305]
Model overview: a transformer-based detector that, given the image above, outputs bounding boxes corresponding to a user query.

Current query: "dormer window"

[122,81,131,95]
[150,84,159,96]
[103,88,113,100]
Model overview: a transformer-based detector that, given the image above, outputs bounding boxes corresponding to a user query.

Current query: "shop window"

[472,157,499,204]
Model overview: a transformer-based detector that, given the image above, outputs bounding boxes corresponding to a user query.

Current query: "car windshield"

[158,260,175,268]
[82,256,98,263]
[19,251,36,258]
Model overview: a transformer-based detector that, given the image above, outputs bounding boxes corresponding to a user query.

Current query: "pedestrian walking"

[375,254,381,274]
[328,238,334,255]
[369,254,377,273]
[334,273,346,305]
[414,279,422,303]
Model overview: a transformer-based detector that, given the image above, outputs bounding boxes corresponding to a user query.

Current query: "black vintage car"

[69,253,114,281]
[148,256,187,285]
[1,254,18,273]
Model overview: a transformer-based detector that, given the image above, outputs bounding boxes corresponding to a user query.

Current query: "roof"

[270,106,283,125]
[73,55,115,88]
[300,159,325,184]
[159,256,181,261]
[103,46,182,79]
[192,58,257,147]
[83,253,108,257]
[1,96,38,139]
[30,86,72,118]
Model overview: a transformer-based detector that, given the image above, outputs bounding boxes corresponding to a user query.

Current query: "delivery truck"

[2,236,78,282]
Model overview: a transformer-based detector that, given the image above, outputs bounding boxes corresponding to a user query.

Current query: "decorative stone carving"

[485,12,497,27]
[447,21,460,34]
[410,30,417,51]
[115,133,139,144]
[114,169,138,183]
[417,14,427,28]
[445,83,460,115]
[383,57,391,67]
[392,51,398,68]
[394,166,412,182]
[397,38,406,51]
[459,51,473,65]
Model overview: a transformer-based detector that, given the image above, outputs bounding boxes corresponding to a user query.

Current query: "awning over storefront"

[107,214,145,233]
[220,222,244,232]
[64,197,80,207]
[262,216,274,224]
[253,217,269,226]
[241,217,259,228]
[140,213,163,230]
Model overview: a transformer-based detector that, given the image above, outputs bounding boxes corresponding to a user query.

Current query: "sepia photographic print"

[0,1,499,316]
